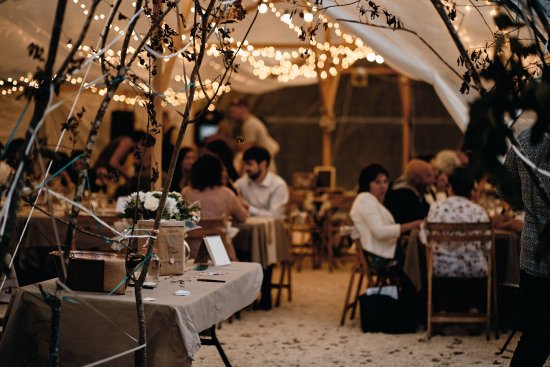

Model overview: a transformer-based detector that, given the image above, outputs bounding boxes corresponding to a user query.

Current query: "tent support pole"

[398,75,412,170]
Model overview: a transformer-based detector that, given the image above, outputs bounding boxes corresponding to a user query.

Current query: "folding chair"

[323,192,355,272]
[285,190,318,271]
[340,241,374,326]
[426,222,499,340]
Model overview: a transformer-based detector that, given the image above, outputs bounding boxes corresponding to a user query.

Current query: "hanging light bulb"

[258,3,268,14]
[303,12,313,22]
[281,13,291,24]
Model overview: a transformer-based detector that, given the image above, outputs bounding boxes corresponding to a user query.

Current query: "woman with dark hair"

[350,164,422,266]
[170,147,196,192]
[205,139,239,182]
[182,154,248,260]
[182,154,247,221]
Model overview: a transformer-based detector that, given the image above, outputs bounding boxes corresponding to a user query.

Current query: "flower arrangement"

[123,191,201,223]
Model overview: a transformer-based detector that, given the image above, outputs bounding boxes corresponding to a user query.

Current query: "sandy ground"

[191,260,541,367]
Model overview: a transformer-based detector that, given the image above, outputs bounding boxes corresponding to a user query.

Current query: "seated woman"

[182,154,248,260]
[427,168,490,277]
[350,164,422,275]
[169,147,196,192]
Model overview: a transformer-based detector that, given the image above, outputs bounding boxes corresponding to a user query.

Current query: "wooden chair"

[340,241,374,326]
[285,190,318,271]
[323,192,356,272]
[425,222,499,340]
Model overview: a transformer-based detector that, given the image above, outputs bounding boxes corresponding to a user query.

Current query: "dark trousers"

[510,271,550,367]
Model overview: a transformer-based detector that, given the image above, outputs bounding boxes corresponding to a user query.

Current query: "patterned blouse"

[427,196,490,277]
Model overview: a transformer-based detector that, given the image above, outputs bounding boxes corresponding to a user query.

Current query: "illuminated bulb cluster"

[202,1,385,82]
[0,74,40,96]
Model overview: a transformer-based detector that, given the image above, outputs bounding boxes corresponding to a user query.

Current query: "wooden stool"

[272,260,292,307]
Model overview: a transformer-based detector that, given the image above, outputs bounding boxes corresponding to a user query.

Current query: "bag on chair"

[359,276,417,334]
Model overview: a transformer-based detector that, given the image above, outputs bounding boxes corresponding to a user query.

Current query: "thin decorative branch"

[65,0,147,260]
[336,19,468,87]
[430,0,486,94]
[53,0,102,85]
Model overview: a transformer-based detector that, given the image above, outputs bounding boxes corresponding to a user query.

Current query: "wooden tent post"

[398,75,412,169]
[316,24,341,167]
[318,75,340,166]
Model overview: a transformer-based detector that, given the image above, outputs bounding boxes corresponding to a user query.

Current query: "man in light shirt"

[229,98,280,172]
[235,146,288,219]
[234,146,288,310]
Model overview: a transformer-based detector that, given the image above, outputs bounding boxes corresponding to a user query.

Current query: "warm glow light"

[258,3,268,14]
[281,13,291,24]
[303,12,313,22]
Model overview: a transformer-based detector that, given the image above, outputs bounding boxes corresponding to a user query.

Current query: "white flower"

[169,191,182,199]
[165,197,178,216]
[129,191,146,204]
[143,193,160,211]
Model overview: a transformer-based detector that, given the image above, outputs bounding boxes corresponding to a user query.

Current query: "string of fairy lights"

[0,0,389,105]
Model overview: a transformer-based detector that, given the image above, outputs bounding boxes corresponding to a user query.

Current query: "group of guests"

[350,151,506,280]
[348,141,550,365]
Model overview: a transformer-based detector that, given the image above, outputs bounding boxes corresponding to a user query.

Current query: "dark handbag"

[359,275,417,334]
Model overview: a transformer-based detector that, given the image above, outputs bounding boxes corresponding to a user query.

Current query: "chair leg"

[340,263,358,326]
[275,264,284,308]
[274,261,292,307]
[486,260,493,340]
[287,261,292,302]
[492,253,500,340]
[495,327,518,355]
[200,325,232,367]
[350,272,365,321]
[427,250,433,340]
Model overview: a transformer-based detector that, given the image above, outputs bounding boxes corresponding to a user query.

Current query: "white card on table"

[203,235,231,266]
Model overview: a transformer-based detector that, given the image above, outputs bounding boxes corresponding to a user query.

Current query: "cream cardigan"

[349,192,401,259]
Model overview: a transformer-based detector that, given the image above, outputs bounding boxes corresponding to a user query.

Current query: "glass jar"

[145,249,161,286]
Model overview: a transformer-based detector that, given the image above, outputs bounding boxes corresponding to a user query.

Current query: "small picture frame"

[196,235,231,266]
[313,166,336,191]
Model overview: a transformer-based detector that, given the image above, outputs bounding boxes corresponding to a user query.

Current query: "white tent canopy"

[0,0,508,144]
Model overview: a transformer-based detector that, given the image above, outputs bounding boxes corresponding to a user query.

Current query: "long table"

[0,262,262,366]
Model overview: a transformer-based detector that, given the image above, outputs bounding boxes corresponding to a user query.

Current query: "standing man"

[229,98,280,172]
[235,146,288,310]
[503,128,550,367]
[235,146,288,219]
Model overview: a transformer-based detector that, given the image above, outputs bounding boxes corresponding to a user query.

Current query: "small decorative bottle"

[145,249,161,286]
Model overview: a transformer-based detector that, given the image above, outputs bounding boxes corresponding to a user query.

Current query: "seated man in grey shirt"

[235,146,289,219]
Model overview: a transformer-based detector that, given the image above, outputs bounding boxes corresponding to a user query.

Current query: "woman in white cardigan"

[350,164,422,272]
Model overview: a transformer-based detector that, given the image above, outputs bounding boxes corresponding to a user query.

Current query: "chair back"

[424,221,498,339]
[186,217,228,259]
[426,222,494,247]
